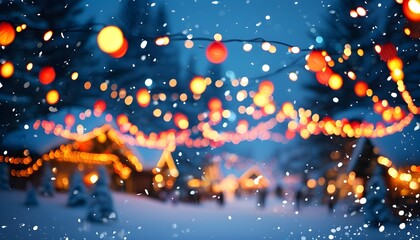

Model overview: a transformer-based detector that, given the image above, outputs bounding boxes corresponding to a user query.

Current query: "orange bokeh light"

[0,21,15,46]
[1,61,14,78]
[307,50,326,72]
[136,88,151,108]
[39,66,56,85]
[46,89,60,105]
[206,41,228,64]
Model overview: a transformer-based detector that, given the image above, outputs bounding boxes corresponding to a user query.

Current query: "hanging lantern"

[39,66,56,85]
[109,38,128,58]
[64,114,75,127]
[403,0,420,22]
[1,61,14,78]
[206,41,228,64]
[208,98,222,111]
[377,43,397,62]
[306,50,326,72]
[174,113,189,130]
[136,88,151,107]
[97,26,124,54]
[190,76,207,95]
[354,81,368,97]
[328,73,343,90]
[46,89,59,105]
[258,80,274,96]
[316,67,333,85]
[0,21,15,46]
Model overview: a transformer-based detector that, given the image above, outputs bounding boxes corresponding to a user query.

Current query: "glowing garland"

[1,0,419,166]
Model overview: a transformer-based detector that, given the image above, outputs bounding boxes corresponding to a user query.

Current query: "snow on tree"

[86,166,117,223]
[67,171,88,207]
[40,162,55,197]
[24,182,39,207]
[0,162,10,191]
[363,165,396,226]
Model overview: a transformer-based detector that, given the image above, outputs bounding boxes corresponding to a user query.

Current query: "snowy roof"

[2,107,117,155]
[335,108,420,167]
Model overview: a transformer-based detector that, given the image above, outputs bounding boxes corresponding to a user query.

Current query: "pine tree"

[24,182,39,207]
[363,165,395,226]
[0,163,10,190]
[86,166,117,223]
[299,0,418,193]
[40,162,55,197]
[67,171,88,207]
[0,0,102,141]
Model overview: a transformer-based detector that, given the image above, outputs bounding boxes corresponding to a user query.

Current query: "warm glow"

[387,57,403,71]
[354,81,368,97]
[253,92,270,107]
[307,50,326,72]
[109,38,128,58]
[43,30,53,41]
[327,184,336,194]
[97,26,124,54]
[208,98,222,111]
[1,61,14,78]
[136,88,151,107]
[190,76,207,95]
[46,89,60,105]
[307,179,317,189]
[206,41,228,64]
[0,21,16,46]
[154,173,164,183]
[388,167,399,178]
[174,113,189,130]
[39,66,56,85]
[155,36,170,46]
[391,69,404,82]
[403,0,420,22]
[328,73,343,90]
[258,80,274,96]
[188,179,201,188]
[282,102,294,117]
[89,173,98,184]
[316,67,333,85]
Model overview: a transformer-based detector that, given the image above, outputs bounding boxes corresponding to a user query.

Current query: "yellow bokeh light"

[43,30,53,41]
[328,73,343,90]
[1,61,14,78]
[26,63,33,71]
[190,76,207,95]
[214,33,222,41]
[46,89,60,105]
[71,72,79,80]
[97,26,124,54]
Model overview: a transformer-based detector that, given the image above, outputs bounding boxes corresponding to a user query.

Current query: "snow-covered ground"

[0,190,419,240]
